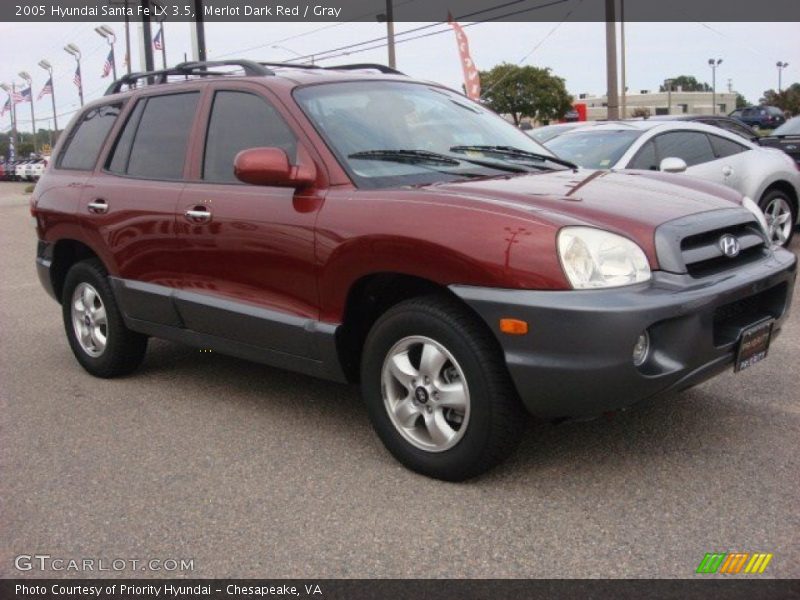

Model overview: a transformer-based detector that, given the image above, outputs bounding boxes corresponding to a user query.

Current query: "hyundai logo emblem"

[719,234,741,258]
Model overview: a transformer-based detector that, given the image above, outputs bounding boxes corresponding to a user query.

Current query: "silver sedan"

[545,120,800,247]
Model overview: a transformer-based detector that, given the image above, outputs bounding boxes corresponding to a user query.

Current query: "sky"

[1,20,798,135]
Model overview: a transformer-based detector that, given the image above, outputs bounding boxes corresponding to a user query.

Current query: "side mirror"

[234,147,316,188]
[659,157,687,173]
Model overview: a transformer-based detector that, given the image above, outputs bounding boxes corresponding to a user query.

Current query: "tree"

[760,83,800,116]
[478,63,573,126]
[735,93,749,109]
[659,75,711,92]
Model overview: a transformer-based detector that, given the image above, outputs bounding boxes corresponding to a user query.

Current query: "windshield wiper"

[349,149,530,174]
[348,149,462,166]
[450,145,579,170]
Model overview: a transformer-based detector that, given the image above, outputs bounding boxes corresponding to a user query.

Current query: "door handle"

[87,199,108,214]
[185,207,212,223]
[722,166,734,177]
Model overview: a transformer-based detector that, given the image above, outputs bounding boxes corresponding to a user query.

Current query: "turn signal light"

[499,318,529,335]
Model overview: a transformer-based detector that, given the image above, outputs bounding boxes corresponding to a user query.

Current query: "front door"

[175,86,325,358]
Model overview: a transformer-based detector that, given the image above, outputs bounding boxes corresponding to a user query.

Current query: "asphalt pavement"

[1,181,798,578]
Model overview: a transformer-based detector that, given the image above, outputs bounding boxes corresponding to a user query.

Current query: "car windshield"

[545,129,643,169]
[294,81,560,188]
[528,125,576,143]
[773,117,800,135]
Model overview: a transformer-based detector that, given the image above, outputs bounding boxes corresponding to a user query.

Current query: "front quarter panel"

[315,189,569,322]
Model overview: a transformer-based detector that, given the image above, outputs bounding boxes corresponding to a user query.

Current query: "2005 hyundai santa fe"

[32,60,796,480]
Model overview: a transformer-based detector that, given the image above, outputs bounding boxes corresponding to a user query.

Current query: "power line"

[288,0,569,64]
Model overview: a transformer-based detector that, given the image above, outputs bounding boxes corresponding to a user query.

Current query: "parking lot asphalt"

[1,180,798,579]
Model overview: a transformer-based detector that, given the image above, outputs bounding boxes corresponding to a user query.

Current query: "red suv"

[33,61,796,480]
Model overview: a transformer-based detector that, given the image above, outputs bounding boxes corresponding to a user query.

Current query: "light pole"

[272,44,314,65]
[37,60,58,138]
[18,71,38,154]
[777,61,789,92]
[708,58,722,115]
[95,25,118,80]
[64,44,84,107]
[0,82,19,160]
[665,78,674,115]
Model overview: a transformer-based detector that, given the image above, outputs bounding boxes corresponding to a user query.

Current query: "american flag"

[153,26,163,51]
[0,96,10,117]
[102,48,115,78]
[15,87,32,104]
[73,64,82,89]
[37,78,53,101]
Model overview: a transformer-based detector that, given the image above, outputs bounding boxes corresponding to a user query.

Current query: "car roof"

[99,60,421,102]
[560,120,751,136]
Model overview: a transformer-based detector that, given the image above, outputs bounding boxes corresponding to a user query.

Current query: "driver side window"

[627,140,658,170]
[653,131,715,167]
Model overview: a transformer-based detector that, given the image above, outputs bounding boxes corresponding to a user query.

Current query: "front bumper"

[451,248,796,419]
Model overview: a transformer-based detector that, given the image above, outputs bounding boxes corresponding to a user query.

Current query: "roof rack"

[104,60,403,96]
[104,59,274,95]
[258,62,404,75]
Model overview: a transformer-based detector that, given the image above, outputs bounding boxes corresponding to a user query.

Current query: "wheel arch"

[759,180,799,220]
[49,239,105,303]
[336,272,484,383]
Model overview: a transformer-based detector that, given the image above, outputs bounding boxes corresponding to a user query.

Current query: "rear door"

[175,83,325,357]
[80,91,202,326]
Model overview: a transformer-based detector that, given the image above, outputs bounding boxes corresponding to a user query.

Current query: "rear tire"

[62,259,148,378]
[759,188,797,247]
[361,295,526,481]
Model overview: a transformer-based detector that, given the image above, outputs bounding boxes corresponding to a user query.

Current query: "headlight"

[741,196,769,239]
[557,227,651,289]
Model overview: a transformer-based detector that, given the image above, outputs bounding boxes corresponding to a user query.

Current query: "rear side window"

[107,92,199,180]
[203,91,297,183]
[709,134,748,159]
[654,131,715,167]
[58,103,122,170]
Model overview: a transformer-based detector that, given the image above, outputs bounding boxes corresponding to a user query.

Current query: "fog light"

[633,331,650,367]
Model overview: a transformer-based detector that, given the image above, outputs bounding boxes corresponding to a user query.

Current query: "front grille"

[712,282,788,346]
[680,222,767,278]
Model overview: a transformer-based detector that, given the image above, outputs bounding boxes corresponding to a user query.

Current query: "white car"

[545,121,800,246]
[27,157,48,181]
[15,160,30,181]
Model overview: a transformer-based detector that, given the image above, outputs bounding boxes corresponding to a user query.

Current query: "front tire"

[361,295,526,481]
[759,189,797,247]
[62,259,148,378]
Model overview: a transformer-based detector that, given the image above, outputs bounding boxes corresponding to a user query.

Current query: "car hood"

[426,167,742,233]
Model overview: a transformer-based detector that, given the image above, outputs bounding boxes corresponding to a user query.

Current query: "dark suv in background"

[730,106,787,130]
[32,60,797,480]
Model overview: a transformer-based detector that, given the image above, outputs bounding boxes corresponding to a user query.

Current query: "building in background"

[577,90,739,120]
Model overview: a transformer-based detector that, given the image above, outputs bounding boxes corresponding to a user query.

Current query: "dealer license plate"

[735,320,774,373]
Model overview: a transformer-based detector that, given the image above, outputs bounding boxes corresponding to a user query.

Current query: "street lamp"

[664,78,674,115]
[0,82,19,160]
[777,61,789,92]
[18,71,38,154]
[64,44,84,107]
[272,45,315,65]
[37,60,58,136]
[95,24,118,80]
[708,58,722,115]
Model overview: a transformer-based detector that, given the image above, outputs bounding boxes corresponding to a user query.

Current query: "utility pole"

[665,78,674,115]
[191,0,207,62]
[386,0,396,68]
[708,58,722,115]
[37,60,58,137]
[605,0,619,120]
[141,0,155,72]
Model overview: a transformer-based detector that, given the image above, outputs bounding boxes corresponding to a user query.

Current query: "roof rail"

[104,59,274,96]
[325,63,405,75]
[257,61,404,75]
